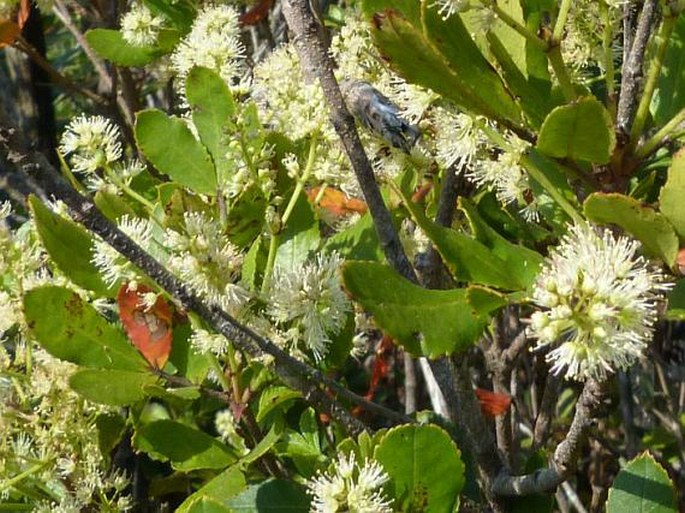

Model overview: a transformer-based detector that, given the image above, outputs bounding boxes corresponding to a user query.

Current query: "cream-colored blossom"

[121,3,164,47]
[307,452,393,513]
[528,223,672,381]
[59,115,122,174]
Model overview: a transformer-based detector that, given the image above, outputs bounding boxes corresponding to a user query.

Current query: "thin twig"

[533,373,562,450]
[616,0,659,137]
[494,379,605,495]
[0,122,414,436]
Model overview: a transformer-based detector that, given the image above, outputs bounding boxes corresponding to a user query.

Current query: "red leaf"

[239,0,274,26]
[117,283,173,369]
[17,0,30,29]
[306,187,368,219]
[475,388,512,417]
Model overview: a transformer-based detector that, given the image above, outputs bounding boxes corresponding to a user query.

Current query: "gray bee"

[340,80,420,153]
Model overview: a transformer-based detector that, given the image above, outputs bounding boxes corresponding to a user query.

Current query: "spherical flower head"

[120,3,164,47]
[266,253,351,361]
[171,4,245,92]
[307,452,393,513]
[528,222,672,381]
[59,115,122,174]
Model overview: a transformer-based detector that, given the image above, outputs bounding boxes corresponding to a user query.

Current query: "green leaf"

[653,12,685,126]
[23,286,147,371]
[659,148,685,242]
[537,97,615,164]
[29,196,112,295]
[241,419,284,465]
[96,412,127,460]
[361,0,523,128]
[185,67,236,184]
[274,194,320,272]
[375,424,464,513]
[666,279,685,320]
[460,198,544,288]
[134,419,237,471]
[342,261,506,357]
[85,28,173,66]
[94,190,137,221]
[606,452,678,513]
[226,186,267,249]
[256,386,302,423]
[322,212,383,261]
[177,466,246,513]
[135,109,217,195]
[403,196,539,290]
[70,369,157,406]
[584,192,679,265]
[226,479,310,512]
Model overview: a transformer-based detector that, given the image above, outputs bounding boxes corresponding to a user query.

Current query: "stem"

[552,0,573,42]
[104,168,157,213]
[0,461,51,491]
[488,1,547,51]
[548,45,577,102]
[629,14,678,147]
[599,1,616,99]
[635,106,685,158]
[261,133,319,295]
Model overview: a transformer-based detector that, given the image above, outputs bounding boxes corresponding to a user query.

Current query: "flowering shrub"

[1,0,685,512]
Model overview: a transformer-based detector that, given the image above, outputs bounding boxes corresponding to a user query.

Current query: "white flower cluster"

[0,349,131,510]
[528,223,671,381]
[59,115,123,174]
[171,4,245,93]
[253,45,330,141]
[121,3,165,47]
[267,253,351,361]
[307,452,393,513]
[166,212,249,314]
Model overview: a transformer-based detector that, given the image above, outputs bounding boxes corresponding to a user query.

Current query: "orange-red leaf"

[475,388,512,417]
[17,0,30,29]
[239,0,274,25]
[306,187,368,218]
[677,248,685,275]
[117,283,173,369]
[0,21,20,48]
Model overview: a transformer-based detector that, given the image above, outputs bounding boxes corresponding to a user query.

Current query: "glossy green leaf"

[362,0,523,128]
[659,148,685,241]
[177,466,246,513]
[69,369,157,406]
[29,196,112,295]
[85,28,177,66]
[135,109,216,195]
[134,419,236,471]
[537,97,615,164]
[404,196,540,290]
[653,12,685,126]
[375,424,464,513]
[23,286,147,371]
[584,192,679,265]
[606,452,677,513]
[226,186,267,249]
[226,479,310,512]
[342,261,506,357]
[94,190,137,221]
[460,198,543,287]
[185,67,236,184]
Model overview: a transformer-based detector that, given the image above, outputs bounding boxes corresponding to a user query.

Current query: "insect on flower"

[340,80,420,153]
